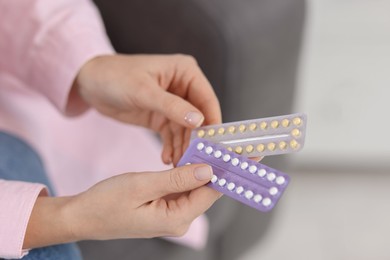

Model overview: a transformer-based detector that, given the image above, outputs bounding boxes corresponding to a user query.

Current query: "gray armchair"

[79,1,305,259]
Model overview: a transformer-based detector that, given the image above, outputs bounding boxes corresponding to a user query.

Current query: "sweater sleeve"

[0,0,115,114]
[0,180,47,259]
[0,0,114,258]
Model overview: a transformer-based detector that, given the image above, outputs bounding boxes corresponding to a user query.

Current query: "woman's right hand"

[23,164,220,249]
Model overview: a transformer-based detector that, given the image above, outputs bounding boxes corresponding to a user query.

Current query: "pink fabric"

[0,180,46,258]
[0,1,207,258]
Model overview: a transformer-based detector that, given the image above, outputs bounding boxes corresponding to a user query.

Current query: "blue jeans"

[0,132,83,260]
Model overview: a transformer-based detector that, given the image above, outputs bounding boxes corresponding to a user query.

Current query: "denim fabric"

[0,132,83,260]
[6,244,82,260]
[0,132,55,194]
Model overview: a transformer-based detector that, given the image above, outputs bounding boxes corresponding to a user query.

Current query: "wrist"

[60,193,94,242]
[23,195,81,249]
[66,54,110,116]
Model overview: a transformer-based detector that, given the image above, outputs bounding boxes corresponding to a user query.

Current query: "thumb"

[145,86,205,128]
[149,164,213,199]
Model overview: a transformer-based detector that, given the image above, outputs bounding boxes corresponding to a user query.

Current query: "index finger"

[186,66,222,125]
[170,56,222,126]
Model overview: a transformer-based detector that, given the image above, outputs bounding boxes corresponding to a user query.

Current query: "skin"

[23,54,222,249]
[24,165,221,249]
[72,54,221,165]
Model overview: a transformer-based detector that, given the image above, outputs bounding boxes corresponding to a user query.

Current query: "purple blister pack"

[177,138,290,212]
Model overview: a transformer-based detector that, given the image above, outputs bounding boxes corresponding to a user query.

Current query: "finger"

[184,67,222,125]
[141,164,213,201]
[171,123,185,166]
[169,56,222,125]
[160,124,173,164]
[144,86,205,128]
[249,156,264,162]
[172,128,192,166]
[182,128,191,156]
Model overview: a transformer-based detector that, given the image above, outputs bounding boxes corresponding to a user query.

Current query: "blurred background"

[242,0,390,259]
[83,0,390,259]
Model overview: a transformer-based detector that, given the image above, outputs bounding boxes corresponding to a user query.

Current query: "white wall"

[292,0,390,170]
[241,2,390,259]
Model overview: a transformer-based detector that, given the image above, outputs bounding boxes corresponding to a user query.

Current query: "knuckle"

[130,81,152,108]
[162,97,181,114]
[183,54,197,65]
[174,224,189,237]
[169,169,187,192]
[169,223,189,237]
[174,54,198,65]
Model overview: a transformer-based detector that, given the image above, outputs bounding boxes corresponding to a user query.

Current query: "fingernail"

[185,112,204,127]
[194,165,213,181]
[164,155,172,165]
[250,156,263,162]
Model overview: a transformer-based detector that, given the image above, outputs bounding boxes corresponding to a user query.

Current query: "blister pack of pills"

[178,138,290,212]
[191,113,307,157]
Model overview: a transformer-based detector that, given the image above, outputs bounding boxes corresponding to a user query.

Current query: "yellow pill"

[246,145,254,153]
[235,146,243,154]
[197,130,205,138]
[267,142,276,151]
[218,127,225,135]
[249,123,257,131]
[239,124,246,133]
[279,141,287,150]
[256,144,265,152]
[207,129,215,136]
[228,126,236,134]
[260,122,267,130]
[271,120,279,129]
[227,147,233,151]
[282,119,290,127]
[290,140,299,149]
[293,117,302,126]
[291,128,301,137]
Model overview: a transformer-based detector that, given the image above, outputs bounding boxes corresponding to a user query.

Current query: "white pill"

[218,178,227,186]
[240,161,249,170]
[245,190,254,199]
[267,172,276,181]
[227,182,236,191]
[249,165,257,174]
[257,169,267,177]
[262,197,272,207]
[276,176,286,185]
[205,146,213,155]
[211,175,218,183]
[269,187,278,196]
[197,142,205,150]
[231,158,240,166]
[253,194,263,203]
[185,162,191,165]
[214,150,222,158]
[223,154,231,162]
[236,186,244,194]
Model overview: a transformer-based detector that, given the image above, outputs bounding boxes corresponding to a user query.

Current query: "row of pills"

[197,117,303,138]
[226,139,300,155]
[196,142,286,186]
[210,174,273,207]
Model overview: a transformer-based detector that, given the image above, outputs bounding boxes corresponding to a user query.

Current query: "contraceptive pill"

[191,113,307,157]
[178,138,290,212]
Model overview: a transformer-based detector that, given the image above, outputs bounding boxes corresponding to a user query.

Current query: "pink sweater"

[0,1,207,258]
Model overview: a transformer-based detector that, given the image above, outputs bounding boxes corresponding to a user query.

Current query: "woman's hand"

[73,54,222,165]
[24,164,220,249]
